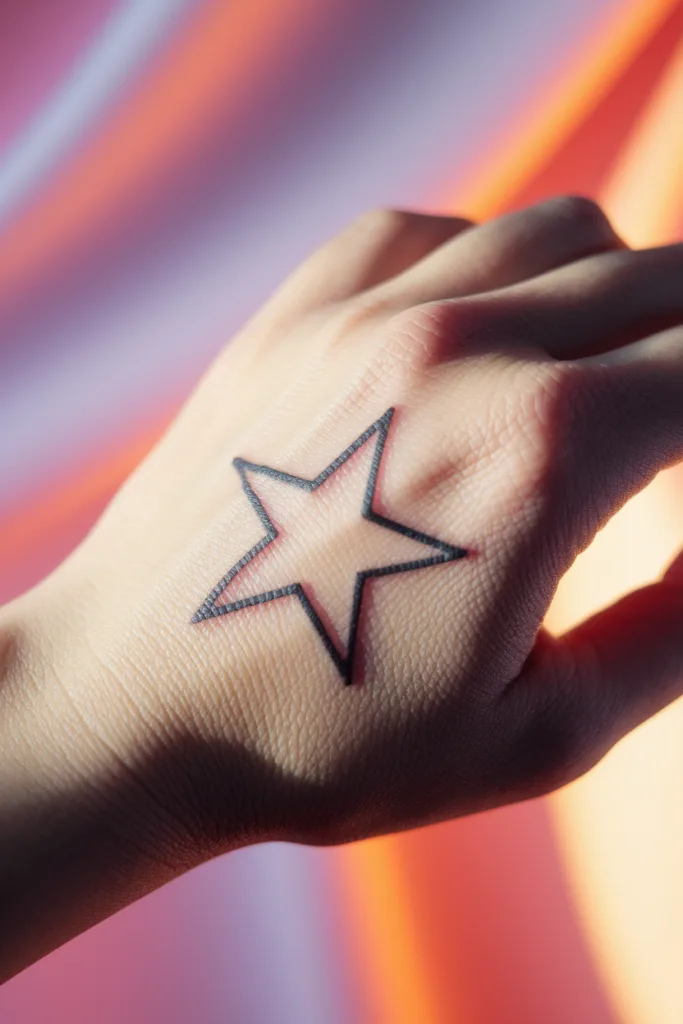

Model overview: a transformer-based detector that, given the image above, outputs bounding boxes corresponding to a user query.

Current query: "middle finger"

[378,196,623,309]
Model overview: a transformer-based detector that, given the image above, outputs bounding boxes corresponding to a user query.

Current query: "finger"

[257,209,474,326]
[578,325,683,367]
[458,242,683,360]
[505,569,683,794]
[380,195,623,308]
[540,357,683,565]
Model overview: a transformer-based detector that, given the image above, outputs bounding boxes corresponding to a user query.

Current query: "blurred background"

[1,0,682,1021]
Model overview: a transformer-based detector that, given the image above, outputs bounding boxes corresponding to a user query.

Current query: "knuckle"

[331,301,460,408]
[505,637,617,796]
[507,687,591,794]
[352,207,472,247]
[403,297,507,357]
[543,194,614,236]
[311,208,412,270]
[491,364,568,492]
[601,247,637,282]
[409,295,537,356]
[511,360,576,444]
[331,296,463,364]
[386,300,461,366]
[327,291,391,345]
[353,206,419,239]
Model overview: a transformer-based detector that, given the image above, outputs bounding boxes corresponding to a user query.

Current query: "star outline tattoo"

[192,407,470,684]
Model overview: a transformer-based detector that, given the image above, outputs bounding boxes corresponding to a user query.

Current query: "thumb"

[507,550,683,792]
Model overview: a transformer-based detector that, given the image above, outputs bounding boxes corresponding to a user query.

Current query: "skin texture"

[2,196,683,979]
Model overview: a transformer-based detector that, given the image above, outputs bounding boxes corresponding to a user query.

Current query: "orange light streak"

[340,839,446,1024]
[448,0,680,218]
[601,32,683,246]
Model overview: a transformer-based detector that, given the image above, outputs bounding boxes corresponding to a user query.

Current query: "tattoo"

[192,407,469,684]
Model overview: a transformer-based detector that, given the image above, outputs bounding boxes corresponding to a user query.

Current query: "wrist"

[0,588,204,980]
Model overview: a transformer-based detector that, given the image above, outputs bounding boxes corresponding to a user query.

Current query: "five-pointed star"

[192,408,468,684]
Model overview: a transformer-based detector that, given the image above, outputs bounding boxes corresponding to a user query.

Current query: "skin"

[1,196,683,981]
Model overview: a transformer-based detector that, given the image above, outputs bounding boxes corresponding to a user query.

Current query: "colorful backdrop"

[1,1,683,1021]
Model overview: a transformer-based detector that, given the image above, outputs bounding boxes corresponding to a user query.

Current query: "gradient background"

[1,1,683,1021]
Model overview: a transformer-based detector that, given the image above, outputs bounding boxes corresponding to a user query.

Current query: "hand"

[4,197,683,973]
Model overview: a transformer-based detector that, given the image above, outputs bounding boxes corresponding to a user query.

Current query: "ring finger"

[452,242,683,361]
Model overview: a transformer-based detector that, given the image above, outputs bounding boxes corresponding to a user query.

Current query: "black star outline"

[192,407,469,684]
